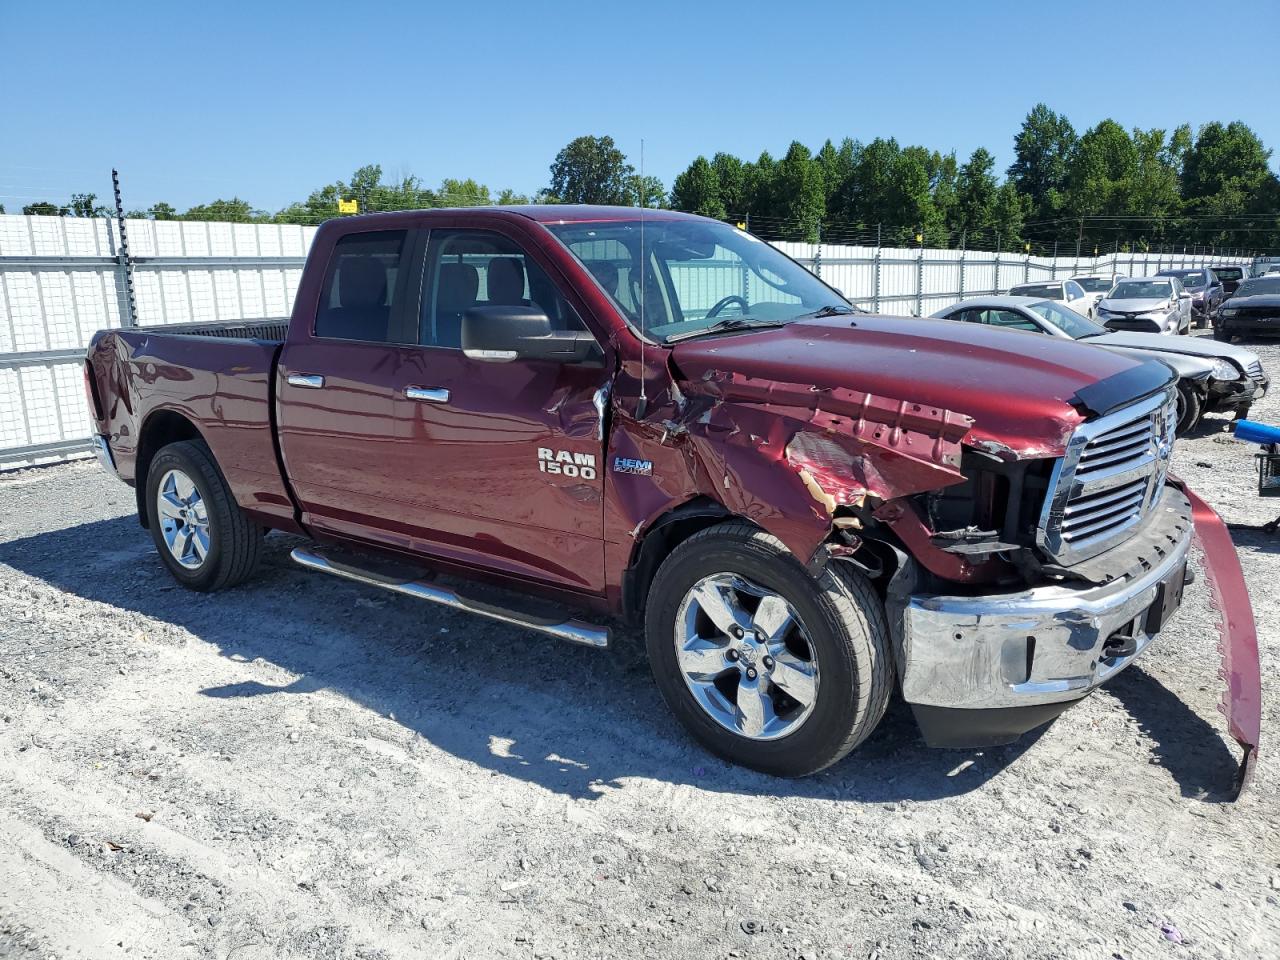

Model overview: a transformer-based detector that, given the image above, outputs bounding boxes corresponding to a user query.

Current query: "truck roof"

[329,204,705,229]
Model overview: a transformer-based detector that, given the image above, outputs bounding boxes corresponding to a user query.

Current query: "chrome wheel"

[155,468,210,569]
[673,573,819,741]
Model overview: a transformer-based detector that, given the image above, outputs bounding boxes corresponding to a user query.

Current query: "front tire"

[1175,383,1203,434]
[644,522,893,777]
[145,439,262,591]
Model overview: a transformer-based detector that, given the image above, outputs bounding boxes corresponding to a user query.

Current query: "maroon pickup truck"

[84,206,1261,790]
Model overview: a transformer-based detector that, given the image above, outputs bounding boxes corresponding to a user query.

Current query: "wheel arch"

[621,497,748,624]
[134,408,205,527]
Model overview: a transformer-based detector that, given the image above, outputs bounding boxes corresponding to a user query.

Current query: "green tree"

[23,201,69,216]
[1063,119,1136,220]
[992,181,1030,247]
[814,137,857,209]
[181,198,260,222]
[68,193,112,217]
[546,135,634,204]
[670,156,725,218]
[770,142,825,241]
[437,178,491,206]
[150,202,177,220]
[953,148,999,239]
[1008,103,1077,220]
[710,153,749,219]
[496,188,530,205]
[627,174,666,208]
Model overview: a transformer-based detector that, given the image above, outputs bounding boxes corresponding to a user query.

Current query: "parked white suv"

[1007,279,1095,318]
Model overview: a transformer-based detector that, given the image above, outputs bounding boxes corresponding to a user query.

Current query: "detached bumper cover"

[1186,487,1262,797]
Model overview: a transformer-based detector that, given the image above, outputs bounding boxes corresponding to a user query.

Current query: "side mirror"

[462,305,598,364]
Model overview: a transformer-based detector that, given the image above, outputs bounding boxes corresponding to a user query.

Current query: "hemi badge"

[613,456,653,476]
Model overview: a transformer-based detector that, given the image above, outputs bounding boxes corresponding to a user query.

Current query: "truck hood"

[670,315,1157,458]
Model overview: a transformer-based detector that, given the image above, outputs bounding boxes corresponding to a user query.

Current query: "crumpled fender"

[1185,485,1261,798]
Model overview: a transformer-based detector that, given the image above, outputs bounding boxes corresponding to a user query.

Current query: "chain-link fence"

[0,212,1248,469]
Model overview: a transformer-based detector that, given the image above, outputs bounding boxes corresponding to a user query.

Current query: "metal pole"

[1052,240,1058,278]
[873,224,882,312]
[915,236,924,317]
[813,223,822,280]
[958,231,966,300]
[111,168,137,328]
[994,233,1001,294]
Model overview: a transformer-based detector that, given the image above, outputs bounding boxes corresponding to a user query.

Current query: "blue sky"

[3,0,1278,213]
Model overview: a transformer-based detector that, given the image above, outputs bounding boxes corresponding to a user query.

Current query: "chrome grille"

[1038,390,1176,565]
[1246,358,1266,384]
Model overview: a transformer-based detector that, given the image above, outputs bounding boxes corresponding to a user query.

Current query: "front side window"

[315,230,408,342]
[1065,280,1085,300]
[545,218,844,344]
[1027,300,1107,339]
[420,231,584,349]
[975,308,1042,332]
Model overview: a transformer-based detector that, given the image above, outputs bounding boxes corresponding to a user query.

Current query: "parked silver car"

[1155,267,1223,328]
[1095,277,1192,335]
[930,296,1269,432]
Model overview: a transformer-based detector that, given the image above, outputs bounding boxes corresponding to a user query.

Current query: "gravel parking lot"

[2,334,1278,960]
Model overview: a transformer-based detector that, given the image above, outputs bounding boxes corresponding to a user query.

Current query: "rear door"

[275,227,424,543]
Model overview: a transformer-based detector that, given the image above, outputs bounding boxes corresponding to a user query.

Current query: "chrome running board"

[290,547,610,649]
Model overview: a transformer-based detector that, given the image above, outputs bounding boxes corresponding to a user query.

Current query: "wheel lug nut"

[762,656,774,670]
[726,649,739,662]
[731,627,743,638]
[745,668,757,680]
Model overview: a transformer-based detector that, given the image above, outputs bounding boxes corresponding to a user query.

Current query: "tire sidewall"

[645,532,866,776]
[145,445,225,590]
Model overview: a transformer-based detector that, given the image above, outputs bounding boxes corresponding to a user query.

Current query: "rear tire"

[644,521,893,777]
[145,439,262,591]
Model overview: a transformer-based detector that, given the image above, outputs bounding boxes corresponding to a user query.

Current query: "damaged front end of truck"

[615,332,1260,798]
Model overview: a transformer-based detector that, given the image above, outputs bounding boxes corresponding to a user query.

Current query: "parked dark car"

[1209,264,1249,296]
[1217,275,1280,341]
[1155,267,1223,328]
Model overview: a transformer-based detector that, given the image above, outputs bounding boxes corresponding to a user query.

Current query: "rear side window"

[316,230,408,342]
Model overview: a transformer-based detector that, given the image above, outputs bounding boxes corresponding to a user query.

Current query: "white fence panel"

[0,213,1256,468]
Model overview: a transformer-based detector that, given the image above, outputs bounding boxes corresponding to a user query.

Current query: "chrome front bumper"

[898,487,1193,713]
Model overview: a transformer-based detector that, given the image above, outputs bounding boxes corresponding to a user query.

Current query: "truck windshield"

[544,218,844,343]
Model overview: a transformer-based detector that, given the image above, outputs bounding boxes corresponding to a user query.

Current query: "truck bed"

[86,319,298,531]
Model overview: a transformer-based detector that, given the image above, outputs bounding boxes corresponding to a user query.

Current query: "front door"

[380,226,610,593]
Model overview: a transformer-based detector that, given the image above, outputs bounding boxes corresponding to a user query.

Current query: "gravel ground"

[2,333,1279,960]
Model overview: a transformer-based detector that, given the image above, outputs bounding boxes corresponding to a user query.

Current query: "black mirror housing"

[461,305,598,364]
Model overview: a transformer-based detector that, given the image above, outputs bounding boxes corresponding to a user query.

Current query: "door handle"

[287,374,325,389]
[406,386,450,403]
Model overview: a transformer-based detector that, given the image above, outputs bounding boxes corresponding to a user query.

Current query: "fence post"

[958,232,966,300]
[873,224,882,313]
[1024,250,1030,283]
[813,223,822,280]
[915,242,924,317]
[994,234,1001,294]
[110,168,137,328]
[1051,241,1058,278]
